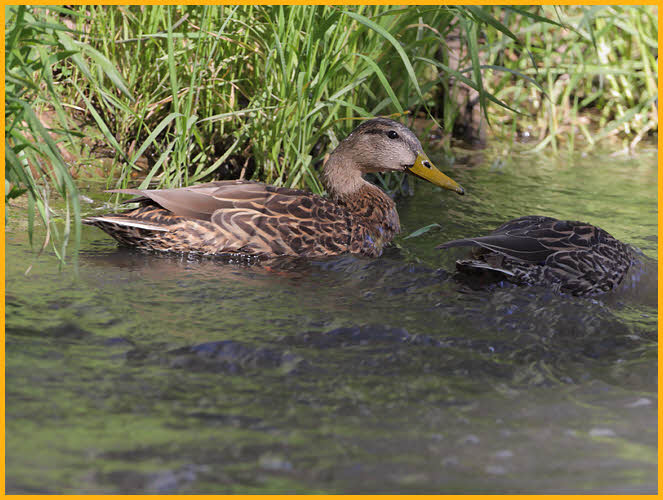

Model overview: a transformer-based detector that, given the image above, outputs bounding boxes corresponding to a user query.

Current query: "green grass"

[4,5,658,262]
[65,5,469,191]
[480,5,658,152]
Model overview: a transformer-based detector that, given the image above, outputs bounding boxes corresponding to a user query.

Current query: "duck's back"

[84,180,359,257]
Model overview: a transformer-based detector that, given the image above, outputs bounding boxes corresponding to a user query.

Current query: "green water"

[5,146,658,493]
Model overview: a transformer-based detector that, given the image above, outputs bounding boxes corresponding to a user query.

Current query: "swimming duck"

[437,215,634,296]
[84,118,464,257]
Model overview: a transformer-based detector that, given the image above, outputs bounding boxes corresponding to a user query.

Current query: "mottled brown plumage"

[84,118,464,258]
[437,215,634,296]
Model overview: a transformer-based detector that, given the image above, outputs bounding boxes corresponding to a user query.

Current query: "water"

[5,146,657,493]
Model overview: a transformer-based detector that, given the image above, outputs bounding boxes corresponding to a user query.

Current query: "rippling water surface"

[6,146,658,493]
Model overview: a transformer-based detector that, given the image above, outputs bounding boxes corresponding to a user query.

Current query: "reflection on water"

[5,146,657,493]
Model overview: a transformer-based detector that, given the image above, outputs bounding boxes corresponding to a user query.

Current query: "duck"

[84,118,465,258]
[437,215,634,296]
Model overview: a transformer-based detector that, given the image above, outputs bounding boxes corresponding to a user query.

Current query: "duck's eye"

[387,130,399,139]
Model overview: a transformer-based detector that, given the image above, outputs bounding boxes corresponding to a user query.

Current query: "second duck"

[438,215,634,296]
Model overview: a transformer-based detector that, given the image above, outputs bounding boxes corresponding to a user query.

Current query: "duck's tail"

[83,215,169,232]
[83,212,172,250]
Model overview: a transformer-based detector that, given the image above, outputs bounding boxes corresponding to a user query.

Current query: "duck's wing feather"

[437,215,601,264]
[108,180,277,221]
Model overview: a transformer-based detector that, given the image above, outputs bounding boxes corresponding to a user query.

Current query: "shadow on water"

[5,146,658,493]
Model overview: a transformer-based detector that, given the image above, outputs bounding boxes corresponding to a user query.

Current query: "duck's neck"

[322,154,400,242]
[322,153,367,200]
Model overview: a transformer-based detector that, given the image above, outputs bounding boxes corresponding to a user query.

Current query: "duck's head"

[323,117,465,197]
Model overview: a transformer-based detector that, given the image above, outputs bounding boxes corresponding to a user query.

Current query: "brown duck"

[437,215,634,296]
[84,118,464,258]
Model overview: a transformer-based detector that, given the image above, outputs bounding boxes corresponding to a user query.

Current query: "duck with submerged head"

[437,215,635,296]
[84,118,464,258]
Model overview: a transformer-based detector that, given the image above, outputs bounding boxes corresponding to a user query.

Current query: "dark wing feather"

[437,215,606,264]
[488,215,559,234]
[437,216,565,263]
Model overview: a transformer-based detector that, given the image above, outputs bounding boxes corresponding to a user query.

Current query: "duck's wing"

[437,215,601,264]
[105,180,353,256]
[108,180,274,221]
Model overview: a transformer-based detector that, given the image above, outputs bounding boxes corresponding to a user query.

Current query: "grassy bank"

[482,5,658,153]
[5,5,658,260]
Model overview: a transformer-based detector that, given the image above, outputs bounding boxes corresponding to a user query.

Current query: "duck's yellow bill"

[407,153,465,195]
